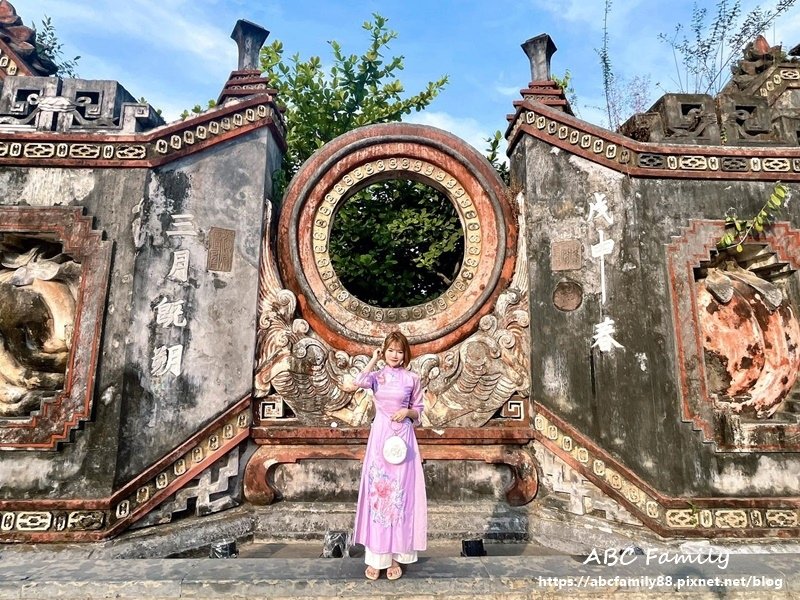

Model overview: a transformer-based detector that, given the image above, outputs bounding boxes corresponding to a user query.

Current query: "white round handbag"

[383,427,408,465]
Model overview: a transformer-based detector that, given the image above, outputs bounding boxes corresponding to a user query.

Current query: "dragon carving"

[254,193,530,427]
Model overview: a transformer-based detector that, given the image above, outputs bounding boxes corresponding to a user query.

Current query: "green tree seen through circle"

[329,179,464,308]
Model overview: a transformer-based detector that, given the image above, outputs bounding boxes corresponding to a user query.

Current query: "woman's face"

[384,342,405,368]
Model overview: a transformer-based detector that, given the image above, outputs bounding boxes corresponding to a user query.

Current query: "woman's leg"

[364,547,392,579]
[392,551,418,565]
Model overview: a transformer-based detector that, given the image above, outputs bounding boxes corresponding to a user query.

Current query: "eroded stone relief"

[255,191,529,428]
[697,248,800,418]
[0,235,80,416]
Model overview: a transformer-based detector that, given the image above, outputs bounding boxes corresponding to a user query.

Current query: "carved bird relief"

[254,190,530,428]
[253,204,368,425]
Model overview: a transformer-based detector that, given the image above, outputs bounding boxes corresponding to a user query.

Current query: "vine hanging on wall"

[717,182,790,252]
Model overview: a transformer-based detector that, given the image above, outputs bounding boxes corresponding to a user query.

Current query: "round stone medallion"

[278,123,516,355]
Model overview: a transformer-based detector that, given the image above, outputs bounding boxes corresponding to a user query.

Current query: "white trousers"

[364,548,418,569]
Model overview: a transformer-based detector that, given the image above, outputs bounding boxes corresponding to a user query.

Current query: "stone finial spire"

[218,19,278,105]
[231,19,269,70]
[521,34,557,82]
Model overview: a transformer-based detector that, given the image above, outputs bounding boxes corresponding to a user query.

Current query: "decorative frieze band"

[0,399,250,541]
[508,101,800,181]
[533,406,800,537]
[0,98,285,168]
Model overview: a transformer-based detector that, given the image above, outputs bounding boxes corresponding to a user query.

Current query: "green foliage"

[718,182,790,252]
[552,69,579,114]
[34,16,80,77]
[659,0,797,95]
[596,0,616,128]
[485,131,510,186]
[180,99,217,120]
[595,1,653,129]
[261,14,462,307]
[137,97,163,117]
[330,181,464,307]
[260,13,449,183]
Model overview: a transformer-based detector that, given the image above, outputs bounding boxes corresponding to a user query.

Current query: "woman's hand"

[390,409,408,422]
[391,408,417,422]
[372,347,382,361]
[340,377,358,393]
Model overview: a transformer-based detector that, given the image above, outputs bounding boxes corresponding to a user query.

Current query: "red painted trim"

[0,397,251,543]
[507,100,800,181]
[0,97,287,168]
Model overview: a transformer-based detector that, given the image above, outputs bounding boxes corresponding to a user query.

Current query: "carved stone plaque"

[551,239,582,271]
[207,227,235,272]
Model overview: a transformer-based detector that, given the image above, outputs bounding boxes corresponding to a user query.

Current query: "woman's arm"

[341,347,382,392]
[391,374,423,425]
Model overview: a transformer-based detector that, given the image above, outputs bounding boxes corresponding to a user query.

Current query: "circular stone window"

[277,123,517,356]
[329,179,465,308]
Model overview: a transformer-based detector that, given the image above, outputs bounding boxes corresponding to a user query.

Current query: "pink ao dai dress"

[353,365,427,569]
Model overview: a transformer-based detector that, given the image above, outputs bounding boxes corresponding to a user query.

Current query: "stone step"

[0,554,796,599]
[252,501,531,543]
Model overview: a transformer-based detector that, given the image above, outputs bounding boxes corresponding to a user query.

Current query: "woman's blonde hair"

[382,331,411,368]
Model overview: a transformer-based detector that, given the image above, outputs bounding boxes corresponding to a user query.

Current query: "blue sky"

[11,0,800,153]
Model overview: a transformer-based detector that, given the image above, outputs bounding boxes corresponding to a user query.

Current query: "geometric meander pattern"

[0,404,250,539]
[131,447,242,530]
[0,99,283,168]
[508,102,800,181]
[533,407,800,535]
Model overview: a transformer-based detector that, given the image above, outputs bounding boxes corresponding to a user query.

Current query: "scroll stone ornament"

[254,192,529,428]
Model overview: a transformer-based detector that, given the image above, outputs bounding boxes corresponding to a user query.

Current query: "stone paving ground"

[1,542,798,599]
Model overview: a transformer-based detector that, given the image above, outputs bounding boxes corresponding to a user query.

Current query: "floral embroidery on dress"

[368,462,405,527]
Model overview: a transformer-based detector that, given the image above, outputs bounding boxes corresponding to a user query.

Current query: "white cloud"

[405,111,496,156]
[529,0,644,29]
[12,0,236,71]
[495,84,521,97]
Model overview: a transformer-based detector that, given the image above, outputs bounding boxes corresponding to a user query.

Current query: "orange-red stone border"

[243,442,538,507]
[507,99,800,181]
[666,220,800,451]
[533,404,800,538]
[277,122,516,356]
[0,397,250,541]
[0,96,285,168]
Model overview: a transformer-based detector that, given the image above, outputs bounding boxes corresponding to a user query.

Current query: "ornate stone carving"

[0,208,110,450]
[0,236,81,417]
[0,0,57,77]
[697,251,800,419]
[0,76,163,134]
[667,221,800,451]
[131,447,242,529]
[256,182,528,427]
[616,36,800,147]
[277,123,516,357]
[534,405,800,536]
[730,35,783,90]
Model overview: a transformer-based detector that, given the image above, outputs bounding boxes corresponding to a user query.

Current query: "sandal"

[386,562,403,580]
[365,566,380,580]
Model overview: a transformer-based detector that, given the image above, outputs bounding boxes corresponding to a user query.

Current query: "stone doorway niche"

[247,122,536,507]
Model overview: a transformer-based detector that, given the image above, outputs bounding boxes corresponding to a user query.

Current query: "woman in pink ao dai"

[351,331,426,581]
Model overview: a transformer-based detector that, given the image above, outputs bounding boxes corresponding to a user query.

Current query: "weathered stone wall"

[516,134,800,498]
[0,118,283,500]
[115,130,279,483]
[0,166,148,497]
